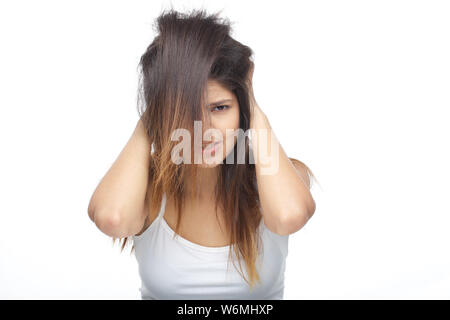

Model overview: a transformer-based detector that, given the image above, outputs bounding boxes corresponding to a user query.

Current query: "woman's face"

[200,79,240,167]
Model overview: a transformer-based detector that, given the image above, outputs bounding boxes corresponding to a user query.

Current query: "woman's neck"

[184,166,220,201]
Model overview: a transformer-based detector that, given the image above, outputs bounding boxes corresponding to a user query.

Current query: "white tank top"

[132,193,289,299]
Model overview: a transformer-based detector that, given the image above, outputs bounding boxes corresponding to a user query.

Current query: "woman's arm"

[247,63,315,236]
[250,110,315,236]
[87,119,152,238]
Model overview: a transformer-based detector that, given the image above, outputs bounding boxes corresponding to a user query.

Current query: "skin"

[184,79,240,201]
[164,79,241,245]
[185,63,316,235]
[89,63,316,240]
[246,63,316,235]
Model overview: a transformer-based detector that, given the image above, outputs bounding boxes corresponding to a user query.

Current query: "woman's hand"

[246,61,267,129]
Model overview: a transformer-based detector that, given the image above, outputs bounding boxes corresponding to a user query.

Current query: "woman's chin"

[198,155,226,168]
[199,160,222,168]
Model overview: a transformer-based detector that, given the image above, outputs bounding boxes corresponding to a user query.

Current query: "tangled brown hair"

[112,8,316,290]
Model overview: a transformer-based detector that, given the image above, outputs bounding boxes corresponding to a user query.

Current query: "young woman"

[88,9,316,300]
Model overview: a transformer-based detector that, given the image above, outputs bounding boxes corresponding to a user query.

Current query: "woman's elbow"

[91,208,133,238]
[278,202,315,235]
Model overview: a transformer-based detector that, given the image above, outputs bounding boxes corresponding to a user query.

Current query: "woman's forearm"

[251,111,315,235]
[88,119,152,238]
[246,64,314,235]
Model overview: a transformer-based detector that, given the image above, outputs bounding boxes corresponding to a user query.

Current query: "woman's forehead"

[206,80,235,104]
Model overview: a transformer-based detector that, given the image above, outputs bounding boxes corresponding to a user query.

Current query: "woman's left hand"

[246,61,267,129]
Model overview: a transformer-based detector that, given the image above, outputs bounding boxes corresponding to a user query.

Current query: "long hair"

[112,8,316,290]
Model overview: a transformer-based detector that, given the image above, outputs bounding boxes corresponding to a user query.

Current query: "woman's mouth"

[202,141,222,155]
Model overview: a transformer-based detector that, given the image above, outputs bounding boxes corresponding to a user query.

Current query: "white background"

[1,0,449,299]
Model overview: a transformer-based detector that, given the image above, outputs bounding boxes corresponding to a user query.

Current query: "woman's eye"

[211,105,230,112]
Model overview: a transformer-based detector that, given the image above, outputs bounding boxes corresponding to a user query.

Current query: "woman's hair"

[113,8,316,290]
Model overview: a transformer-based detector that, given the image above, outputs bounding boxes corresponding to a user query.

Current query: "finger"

[247,61,254,82]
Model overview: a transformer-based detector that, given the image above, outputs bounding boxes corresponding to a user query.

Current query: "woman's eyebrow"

[207,99,233,106]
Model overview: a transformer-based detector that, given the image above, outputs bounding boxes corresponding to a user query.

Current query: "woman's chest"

[154,197,232,248]
[133,219,287,300]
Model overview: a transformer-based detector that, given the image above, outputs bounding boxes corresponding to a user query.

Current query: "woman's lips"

[202,141,222,154]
